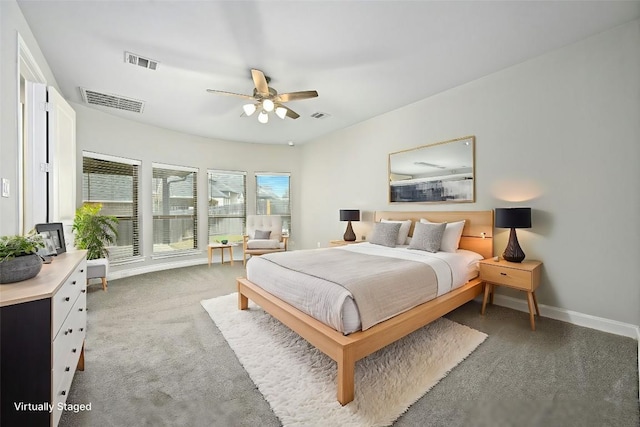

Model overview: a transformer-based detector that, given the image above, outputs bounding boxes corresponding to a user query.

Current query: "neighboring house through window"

[256,173,291,235]
[82,151,141,262]
[208,170,246,244]
[152,163,198,254]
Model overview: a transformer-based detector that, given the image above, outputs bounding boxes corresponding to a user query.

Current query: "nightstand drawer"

[480,264,533,290]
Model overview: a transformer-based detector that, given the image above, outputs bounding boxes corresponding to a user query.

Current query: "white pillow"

[419,219,465,252]
[381,219,412,245]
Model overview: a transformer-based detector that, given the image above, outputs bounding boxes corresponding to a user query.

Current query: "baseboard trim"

[109,258,209,281]
[478,294,639,340]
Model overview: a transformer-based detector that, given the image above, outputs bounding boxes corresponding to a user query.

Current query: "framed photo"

[35,223,66,255]
[38,232,58,256]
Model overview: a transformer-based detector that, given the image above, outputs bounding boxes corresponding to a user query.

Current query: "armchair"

[243,215,288,266]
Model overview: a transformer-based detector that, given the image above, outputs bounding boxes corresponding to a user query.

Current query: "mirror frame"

[388,135,475,204]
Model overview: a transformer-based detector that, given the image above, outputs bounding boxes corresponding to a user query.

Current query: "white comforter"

[245,243,482,334]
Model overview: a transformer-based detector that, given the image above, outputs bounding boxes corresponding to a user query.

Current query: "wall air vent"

[124,51,159,70]
[80,87,145,113]
[310,112,331,119]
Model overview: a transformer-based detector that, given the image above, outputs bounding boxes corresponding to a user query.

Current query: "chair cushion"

[254,229,272,239]
[247,239,282,249]
[87,258,109,278]
[247,215,282,242]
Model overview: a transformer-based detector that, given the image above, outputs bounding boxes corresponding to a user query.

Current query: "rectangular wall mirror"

[389,135,475,203]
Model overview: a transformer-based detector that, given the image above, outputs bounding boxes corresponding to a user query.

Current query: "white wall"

[73,103,301,273]
[299,20,640,327]
[0,0,60,236]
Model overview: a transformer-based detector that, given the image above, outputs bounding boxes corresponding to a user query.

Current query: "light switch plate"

[2,178,9,197]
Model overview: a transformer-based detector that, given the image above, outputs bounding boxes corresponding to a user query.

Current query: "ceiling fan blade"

[283,106,300,119]
[251,69,270,96]
[206,89,255,100]
[276,90,318,102]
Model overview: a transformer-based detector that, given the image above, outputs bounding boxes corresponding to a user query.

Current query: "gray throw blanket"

[261,249,438,330]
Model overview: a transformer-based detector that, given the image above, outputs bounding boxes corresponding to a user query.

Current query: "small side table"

[208,243,234,267]
[329,240,365,247]
[479,259,542,330]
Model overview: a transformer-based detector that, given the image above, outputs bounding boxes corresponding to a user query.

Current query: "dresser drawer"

[480,263,533,290]
[52,260,86,338]
[52,290,86,395]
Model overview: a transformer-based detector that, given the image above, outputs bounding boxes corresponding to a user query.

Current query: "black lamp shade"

[339,210,360,222]
[495,208,531,229]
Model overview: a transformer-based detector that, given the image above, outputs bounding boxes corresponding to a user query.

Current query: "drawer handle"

[72,348,77,353]
[80,328,84,332]
[72,280,77,285]
[500,272,507,276]
[61,390,66,396]
[64,328,73,335]
[64,297,70,302]
[80,269,85,273]
[79,308,84,312]
[81,290,86,293]
[65,366,70,372]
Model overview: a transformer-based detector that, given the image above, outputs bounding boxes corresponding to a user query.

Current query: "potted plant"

[0,233,45,284]
[72,203,118,260]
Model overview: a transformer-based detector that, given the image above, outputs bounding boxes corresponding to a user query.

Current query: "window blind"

[255,172,291,235]
[207,170,246,244]
[82,152,141,262]
[152,163,198,253]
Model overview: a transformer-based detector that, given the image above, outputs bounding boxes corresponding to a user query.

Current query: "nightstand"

[479,259,542,330]
[329,240,365,247]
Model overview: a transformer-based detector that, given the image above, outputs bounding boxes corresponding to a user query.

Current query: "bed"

[237,210,493,405]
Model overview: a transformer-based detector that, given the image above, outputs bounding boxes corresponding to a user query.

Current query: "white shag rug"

[201,293,487,427]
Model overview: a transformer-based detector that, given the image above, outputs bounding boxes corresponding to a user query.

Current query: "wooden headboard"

[374,210,494,259]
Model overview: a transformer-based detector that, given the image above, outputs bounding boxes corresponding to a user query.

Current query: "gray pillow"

[370,222,402,247]
[254,229,272,239]
[409,222,446,253]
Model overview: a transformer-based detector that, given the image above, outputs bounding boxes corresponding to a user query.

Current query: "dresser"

[0,251,87,427]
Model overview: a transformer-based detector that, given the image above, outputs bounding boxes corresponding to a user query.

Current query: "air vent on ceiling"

[80,87,145,113]
[310,112,331,119]
[124,51,159,70]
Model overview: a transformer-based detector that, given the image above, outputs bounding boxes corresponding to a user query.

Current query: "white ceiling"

[17,1,640,146]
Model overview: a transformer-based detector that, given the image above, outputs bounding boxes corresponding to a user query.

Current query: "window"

[256,173,291,234]
[82,152,141,262]
[152,163,198,254]
[208,170,246,244]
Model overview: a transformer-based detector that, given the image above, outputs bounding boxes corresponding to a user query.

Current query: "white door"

[23,81,48,232]
[23,83,76,233]
[47,86,76,224]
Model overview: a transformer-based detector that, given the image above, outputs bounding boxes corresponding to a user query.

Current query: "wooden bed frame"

[237,210,493,405]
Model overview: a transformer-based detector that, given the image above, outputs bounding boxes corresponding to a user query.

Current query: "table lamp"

[494,207,531,263]
[339,210,360,241]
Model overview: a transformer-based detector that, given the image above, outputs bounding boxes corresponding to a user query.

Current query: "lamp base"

[502,228,525,263]
[343,221,356,241]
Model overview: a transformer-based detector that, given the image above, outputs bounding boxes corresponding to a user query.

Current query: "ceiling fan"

[207,69,318,123]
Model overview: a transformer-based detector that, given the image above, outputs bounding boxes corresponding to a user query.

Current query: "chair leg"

[101,277,108,291]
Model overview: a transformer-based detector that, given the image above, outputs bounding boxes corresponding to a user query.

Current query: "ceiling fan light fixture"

[262,99,275,112]
[243,103,257,116]
[275,107,287,120]
[258,111,269,124]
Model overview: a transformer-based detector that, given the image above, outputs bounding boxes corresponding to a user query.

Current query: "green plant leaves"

[72,203,119,260]
[0,233,44,262]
